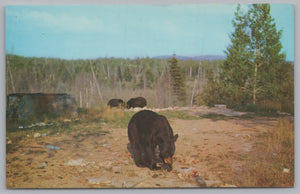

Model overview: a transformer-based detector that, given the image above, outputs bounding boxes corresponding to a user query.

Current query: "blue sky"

[5,4,294,61]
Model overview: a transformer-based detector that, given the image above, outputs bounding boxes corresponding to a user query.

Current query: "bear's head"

[160,134,178,171]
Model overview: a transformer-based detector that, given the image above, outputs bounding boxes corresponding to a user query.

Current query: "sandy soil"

[6,114,280,188]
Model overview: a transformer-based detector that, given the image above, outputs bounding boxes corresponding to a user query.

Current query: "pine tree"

[221,4,286,106]
[117,66,123,81]
[247,4,285,104]
[168,56,186,104]
[220,4,253,106]
[124,66,132,82]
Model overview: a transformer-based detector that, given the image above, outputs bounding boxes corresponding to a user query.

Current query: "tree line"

[6,54,221,109]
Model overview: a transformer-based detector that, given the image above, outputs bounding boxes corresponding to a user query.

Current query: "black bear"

[107,99,125,108]
[128,110,178,171]
[127,97,147,108]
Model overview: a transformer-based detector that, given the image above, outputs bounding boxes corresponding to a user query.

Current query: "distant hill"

[154,55,226,61]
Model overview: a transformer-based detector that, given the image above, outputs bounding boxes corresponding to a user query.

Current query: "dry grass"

[240,118,294,187]
[101,107,125,121]
[100,107,136,128]
[257,100,294,115]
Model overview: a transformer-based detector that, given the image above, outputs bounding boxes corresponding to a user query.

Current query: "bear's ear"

[173,134,178,142]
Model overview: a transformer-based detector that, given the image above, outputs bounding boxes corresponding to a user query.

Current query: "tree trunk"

[196,60,202,95]
[190,78,197,106]
[253,63,258,105]
[107,64,110,80]
[90,60,103,103]
[143,73,146,91]
[7,63,16,93]
[80,90,82,108]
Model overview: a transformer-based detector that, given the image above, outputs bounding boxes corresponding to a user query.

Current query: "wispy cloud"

[8,9,104,33]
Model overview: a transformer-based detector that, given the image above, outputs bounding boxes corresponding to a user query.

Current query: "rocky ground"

[6,107,285,188]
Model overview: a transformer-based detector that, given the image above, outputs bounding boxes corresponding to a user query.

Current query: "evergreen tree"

[221,4,286,106]
[124,66,132,82]
[145,67,154,88]
[247,4,285,104]
[220,4,253,106]
[117,66,123,81]
[168,56,186,104]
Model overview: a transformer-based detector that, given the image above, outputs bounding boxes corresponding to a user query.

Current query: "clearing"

[6,106,293,188]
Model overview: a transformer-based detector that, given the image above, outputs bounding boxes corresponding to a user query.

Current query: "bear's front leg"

[149,159,161,170]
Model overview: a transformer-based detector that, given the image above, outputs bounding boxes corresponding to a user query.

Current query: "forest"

[5,53,293,114]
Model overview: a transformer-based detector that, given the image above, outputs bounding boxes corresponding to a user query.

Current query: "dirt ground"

[6,109,282,188]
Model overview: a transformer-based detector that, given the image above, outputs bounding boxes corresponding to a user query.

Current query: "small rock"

[66,159,87,166]
[45,145,60,150]
[103,144,111,149]
[98,161,112,169]
[39,162,48,169]
[273,153,278,156]
[88,178,111,185]
[195,176,207,187]
[42,134,47,137]
[37,122,46,126]
[7,140,12,144]
[19,126,24,129]
[39,165,47,169]
[34,133,41,138]
[152,174,159,178]
[277,111,291,116]
[88,178,102,184]
[112,166,121,171]
[283,168,290,173]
